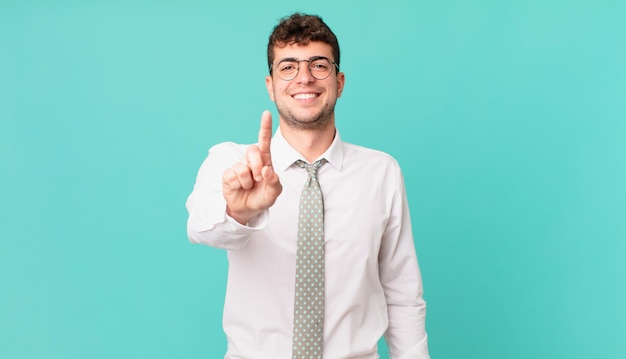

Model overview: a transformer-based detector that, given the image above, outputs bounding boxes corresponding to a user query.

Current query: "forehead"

[273,41,334,61]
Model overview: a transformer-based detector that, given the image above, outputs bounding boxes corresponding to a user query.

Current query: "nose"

[294,60,314,84]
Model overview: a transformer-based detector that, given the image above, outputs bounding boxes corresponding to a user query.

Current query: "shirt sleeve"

[185,142,268,250]
[379,163,430,359]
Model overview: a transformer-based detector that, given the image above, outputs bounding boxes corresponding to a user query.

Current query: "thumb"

[262,165,282,198]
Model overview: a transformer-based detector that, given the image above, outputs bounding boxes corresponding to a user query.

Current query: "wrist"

[226,206,257,225]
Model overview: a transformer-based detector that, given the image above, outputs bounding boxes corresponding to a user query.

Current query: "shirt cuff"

[225,209,269,231]
[397,334,430,359]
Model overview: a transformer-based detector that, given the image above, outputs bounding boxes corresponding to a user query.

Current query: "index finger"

[258,110,273,164]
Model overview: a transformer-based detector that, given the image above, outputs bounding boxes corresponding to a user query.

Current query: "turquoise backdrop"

[2,1,625,358]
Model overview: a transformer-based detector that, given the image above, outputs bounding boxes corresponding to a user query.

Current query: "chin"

[283,114,331,131]
[277,103,335,131]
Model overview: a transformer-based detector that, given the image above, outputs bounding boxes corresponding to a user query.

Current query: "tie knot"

[296,159,327,178]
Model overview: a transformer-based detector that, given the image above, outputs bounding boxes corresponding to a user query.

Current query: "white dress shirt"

[186,128,429,359]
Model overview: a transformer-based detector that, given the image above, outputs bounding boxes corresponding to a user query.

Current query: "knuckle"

[223,169,235,181]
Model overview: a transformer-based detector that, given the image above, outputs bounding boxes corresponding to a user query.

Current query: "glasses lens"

[309,57,332,80]
[276,60,299,81]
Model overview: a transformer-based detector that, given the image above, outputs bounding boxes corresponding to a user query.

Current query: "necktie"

[292,159,327,359]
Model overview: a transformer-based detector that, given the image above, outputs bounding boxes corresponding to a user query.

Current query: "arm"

[379,165,430,359]
[186,111,282,250]
[186,142,267,249]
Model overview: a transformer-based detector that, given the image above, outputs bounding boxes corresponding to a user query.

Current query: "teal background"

[1,0,625,358]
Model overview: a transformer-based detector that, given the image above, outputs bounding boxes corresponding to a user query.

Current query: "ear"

[265,75,275,102]
[336,72,345,98]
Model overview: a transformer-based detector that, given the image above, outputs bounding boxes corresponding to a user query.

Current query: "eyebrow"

[276,56,328,63]
[277,57,299,63]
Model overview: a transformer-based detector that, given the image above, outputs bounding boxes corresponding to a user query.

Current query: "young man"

[186,13,430,359]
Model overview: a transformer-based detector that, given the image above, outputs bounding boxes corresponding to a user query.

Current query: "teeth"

[293,93,317,100]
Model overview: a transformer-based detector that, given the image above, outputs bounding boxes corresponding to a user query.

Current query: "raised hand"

[222,111,282,224]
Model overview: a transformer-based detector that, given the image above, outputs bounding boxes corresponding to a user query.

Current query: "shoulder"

[342,141,402,169]
[338,141,407,187]
[208,141,250,159]
[195,141,251,172]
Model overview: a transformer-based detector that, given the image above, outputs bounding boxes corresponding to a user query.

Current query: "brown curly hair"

[267,13,340,73]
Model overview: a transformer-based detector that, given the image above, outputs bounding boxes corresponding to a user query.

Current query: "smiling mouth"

[292,93,319,100]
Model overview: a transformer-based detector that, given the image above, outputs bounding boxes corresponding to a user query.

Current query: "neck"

[280,121,336,163]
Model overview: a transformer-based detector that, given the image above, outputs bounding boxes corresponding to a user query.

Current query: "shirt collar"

[271,126,345,173]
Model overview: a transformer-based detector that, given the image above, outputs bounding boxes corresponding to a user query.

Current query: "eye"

[310,59,331,71]
[278,62,298,73]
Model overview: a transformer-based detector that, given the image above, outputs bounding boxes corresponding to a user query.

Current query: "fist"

[222,111,282,224]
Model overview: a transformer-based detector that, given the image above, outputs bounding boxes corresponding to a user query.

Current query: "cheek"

[270,85,284,102]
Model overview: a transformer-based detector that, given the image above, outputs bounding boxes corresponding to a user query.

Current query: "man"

[186,13,429,359]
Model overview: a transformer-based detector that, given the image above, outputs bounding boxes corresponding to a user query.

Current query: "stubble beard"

[277,98,337,132]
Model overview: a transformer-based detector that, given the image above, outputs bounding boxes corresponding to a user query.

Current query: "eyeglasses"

[270,56,339,81]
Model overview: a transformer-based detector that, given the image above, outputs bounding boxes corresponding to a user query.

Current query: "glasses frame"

[269,56,340,81]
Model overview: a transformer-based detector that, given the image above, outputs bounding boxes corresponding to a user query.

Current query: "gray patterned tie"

[292,159,327,359]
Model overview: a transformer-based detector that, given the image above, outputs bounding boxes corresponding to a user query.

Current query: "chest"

[269,168,396,254]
